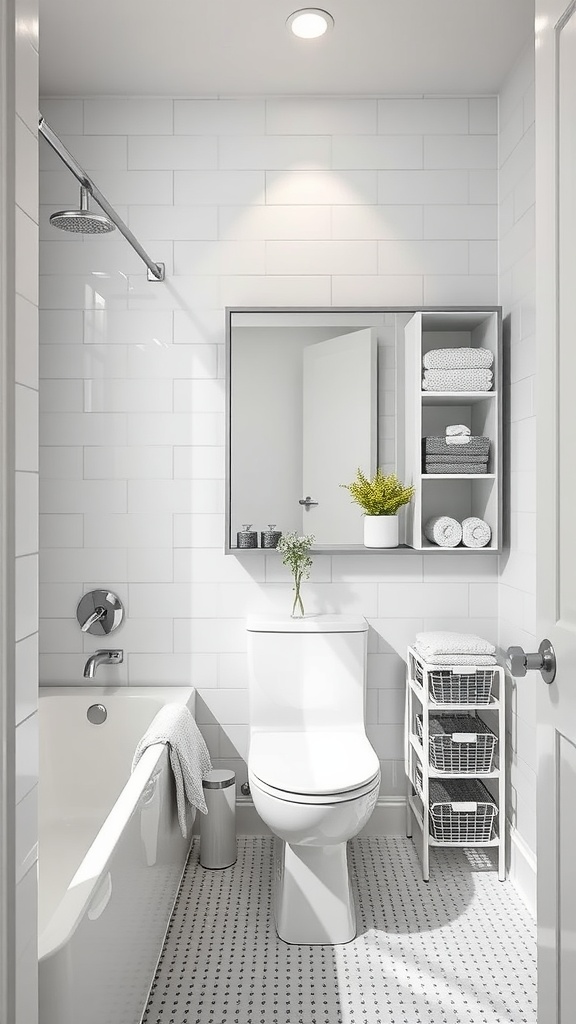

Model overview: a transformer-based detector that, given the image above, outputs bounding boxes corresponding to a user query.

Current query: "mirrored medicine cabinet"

[225,306,502,555]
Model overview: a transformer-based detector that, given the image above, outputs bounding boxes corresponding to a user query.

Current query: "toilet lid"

[249,731,380,796]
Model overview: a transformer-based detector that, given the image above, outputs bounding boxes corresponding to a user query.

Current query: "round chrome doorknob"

[506,646,529,677]
[505,639,557,684]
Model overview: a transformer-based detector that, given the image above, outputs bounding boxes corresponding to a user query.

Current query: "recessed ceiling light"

[286,9,334,39]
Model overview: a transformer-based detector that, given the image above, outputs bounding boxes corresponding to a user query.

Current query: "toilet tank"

[247,614,368,733]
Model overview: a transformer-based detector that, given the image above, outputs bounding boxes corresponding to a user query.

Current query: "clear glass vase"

[291,577,305,617]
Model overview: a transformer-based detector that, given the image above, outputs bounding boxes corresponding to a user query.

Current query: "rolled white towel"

[424,515,462,548]
[462,516,492,548]
[423,347,494,370]
[415,631,496,657]
[445,424,471,436]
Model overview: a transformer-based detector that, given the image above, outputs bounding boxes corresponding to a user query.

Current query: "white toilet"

[247,613,380,945]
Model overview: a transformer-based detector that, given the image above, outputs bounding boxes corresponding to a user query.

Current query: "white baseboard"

[507,823,537,919]
[235,801,271,836]
[359,798,407,836]
[234,798,407,838]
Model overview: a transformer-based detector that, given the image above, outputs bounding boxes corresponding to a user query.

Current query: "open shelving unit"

[400,308,502,553]
[405,646,506,882]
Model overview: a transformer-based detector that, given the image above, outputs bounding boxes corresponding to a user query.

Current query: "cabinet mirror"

[226,307,412,553]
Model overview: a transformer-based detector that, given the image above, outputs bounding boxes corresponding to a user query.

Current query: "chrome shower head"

[50,186,115,234]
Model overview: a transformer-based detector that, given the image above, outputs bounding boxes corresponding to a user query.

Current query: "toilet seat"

[250,771,380,805]
[249,730,380,799]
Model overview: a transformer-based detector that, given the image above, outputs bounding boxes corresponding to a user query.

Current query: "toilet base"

[274,838,356,945]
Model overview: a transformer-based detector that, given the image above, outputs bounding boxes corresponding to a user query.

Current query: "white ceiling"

[39,0,534,98]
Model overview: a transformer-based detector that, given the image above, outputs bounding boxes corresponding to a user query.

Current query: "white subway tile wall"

[39,95,499,802]
[15,0,39,1020]
[498,45,536,894]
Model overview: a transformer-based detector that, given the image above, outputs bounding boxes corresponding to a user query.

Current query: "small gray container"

[261,524,282,549]
[199,769,236,869]
[236,524,258,549]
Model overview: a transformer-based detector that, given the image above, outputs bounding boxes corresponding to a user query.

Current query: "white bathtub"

[38,686,196,1024]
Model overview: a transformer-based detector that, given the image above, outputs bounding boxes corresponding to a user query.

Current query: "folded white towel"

[415,631,496,657]
[415,653,497,666]
[132,703,212,838]
[446,424,471,436]
[423,515,462,548]
[423,347,494,370]
[462,516,492,548]
[422,368,493,392]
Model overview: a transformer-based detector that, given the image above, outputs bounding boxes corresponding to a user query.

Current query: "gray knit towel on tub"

[424,516,462,548]
[462,516,492,548]
[422,368,493,391]
[423,347,494,370]
[425,463,488,474]
[424,436,490,456]
[132,703,213,838]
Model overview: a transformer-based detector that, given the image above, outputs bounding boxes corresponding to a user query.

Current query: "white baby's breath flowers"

[276,532,315,617]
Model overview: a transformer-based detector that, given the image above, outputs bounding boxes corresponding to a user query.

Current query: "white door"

[534,3,576,1020]
[302,329,377,545]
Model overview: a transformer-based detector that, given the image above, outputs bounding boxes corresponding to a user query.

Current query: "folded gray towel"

[425,463,488,474]
[424,516,462,547]
[424,436,490,456]
[423,347,494,370]
[427,777,496,808]
[425,454,488,464]
[422,368,493,391]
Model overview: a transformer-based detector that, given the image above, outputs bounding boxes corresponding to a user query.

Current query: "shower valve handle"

[76,590,124,636]
[81,606,106,632]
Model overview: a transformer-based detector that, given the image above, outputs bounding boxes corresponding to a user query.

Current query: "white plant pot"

[363,515,399,548]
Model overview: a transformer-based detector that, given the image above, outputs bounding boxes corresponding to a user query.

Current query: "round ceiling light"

[286,9,334,39]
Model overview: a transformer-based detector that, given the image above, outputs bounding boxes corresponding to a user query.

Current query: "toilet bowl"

[247,614,380,945]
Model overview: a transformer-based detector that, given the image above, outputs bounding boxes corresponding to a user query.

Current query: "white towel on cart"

[132,703,212,837]
[415,653,497,666]
[415,631,496,658]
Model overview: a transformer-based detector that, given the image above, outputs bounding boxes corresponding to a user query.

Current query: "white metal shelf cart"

[405,646,506,882]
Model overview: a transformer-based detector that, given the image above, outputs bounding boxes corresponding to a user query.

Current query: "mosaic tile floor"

[143,837,536,1024]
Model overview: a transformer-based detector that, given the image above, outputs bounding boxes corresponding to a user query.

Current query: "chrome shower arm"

[38,116,165,282]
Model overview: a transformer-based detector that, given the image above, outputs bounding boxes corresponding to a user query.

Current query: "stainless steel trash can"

[199,769,236,869]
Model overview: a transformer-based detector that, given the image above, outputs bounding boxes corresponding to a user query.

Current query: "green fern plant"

[341,468,415,516]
